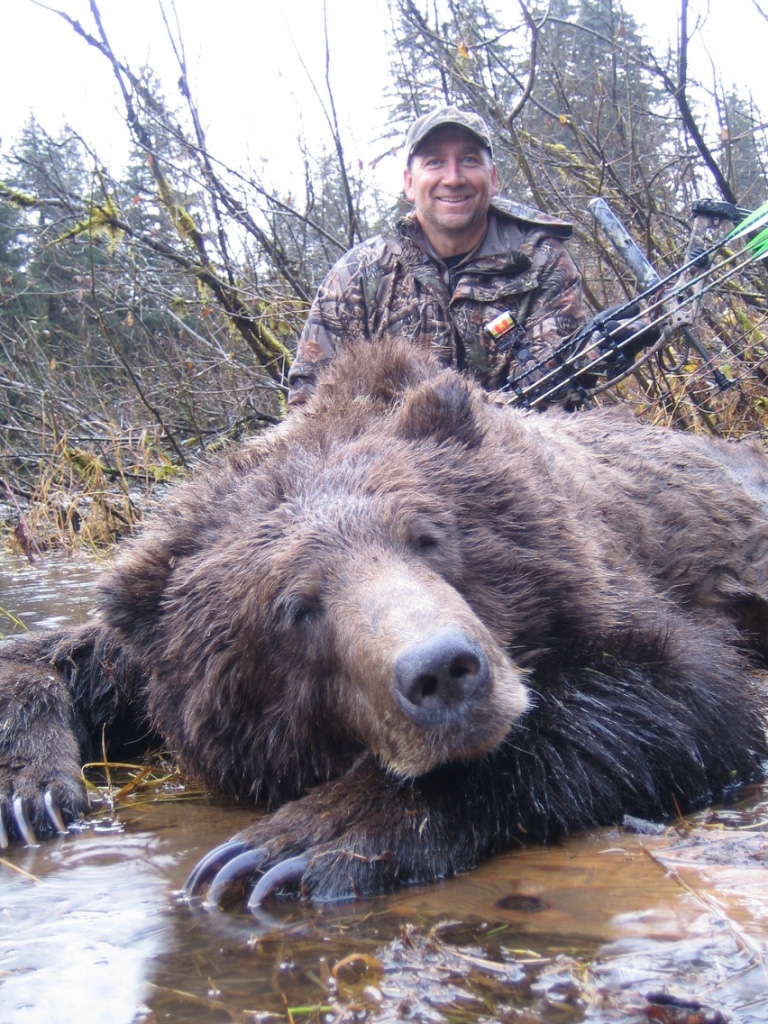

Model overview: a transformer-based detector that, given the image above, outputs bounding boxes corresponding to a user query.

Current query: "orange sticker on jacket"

[485,311,514,338]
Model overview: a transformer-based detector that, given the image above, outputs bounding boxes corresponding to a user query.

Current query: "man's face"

[403,126,497,257]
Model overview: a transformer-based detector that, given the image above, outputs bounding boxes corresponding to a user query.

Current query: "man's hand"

[593,301,661,363]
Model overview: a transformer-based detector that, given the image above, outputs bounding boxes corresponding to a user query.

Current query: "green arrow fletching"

[745,225,768,258]
[728,197,768,241]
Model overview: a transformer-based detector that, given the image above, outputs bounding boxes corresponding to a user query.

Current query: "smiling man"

[288,107,589,406]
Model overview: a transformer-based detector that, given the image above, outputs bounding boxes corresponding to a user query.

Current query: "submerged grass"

[80,756,206,813]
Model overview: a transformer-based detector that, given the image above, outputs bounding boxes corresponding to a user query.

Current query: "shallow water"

[0,549,104,633]
[2,551,768,1023]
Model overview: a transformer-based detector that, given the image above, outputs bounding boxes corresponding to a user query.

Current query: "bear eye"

[282,593,323,628]
[404,516,455,558]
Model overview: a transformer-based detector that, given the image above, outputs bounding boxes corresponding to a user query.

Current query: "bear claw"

[246,856,309,909]
[44,790,68,835]
[183,840,311,910]
[183,839,251,900]
[2,791,69,846]
[205,847,268,907]
[12,796,37,846]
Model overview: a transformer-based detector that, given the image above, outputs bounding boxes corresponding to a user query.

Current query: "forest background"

[2,0,768,550]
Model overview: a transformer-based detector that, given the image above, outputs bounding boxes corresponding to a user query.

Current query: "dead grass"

[3,425,186,554]
[80,756,205,810]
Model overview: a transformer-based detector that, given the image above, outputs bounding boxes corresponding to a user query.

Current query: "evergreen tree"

[717,91,768,208]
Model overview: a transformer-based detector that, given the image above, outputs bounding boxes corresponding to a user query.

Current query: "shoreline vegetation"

[4,0,768,555]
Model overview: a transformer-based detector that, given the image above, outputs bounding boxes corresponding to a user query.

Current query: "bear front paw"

[182,756,478,910]
[183,840,310,909]
[0,773,89,847]
[183,834,403,909]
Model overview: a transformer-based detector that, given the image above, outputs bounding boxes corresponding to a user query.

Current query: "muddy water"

[2,552,768,1024]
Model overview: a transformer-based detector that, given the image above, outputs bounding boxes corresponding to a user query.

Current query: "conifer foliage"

[2,0,768,544]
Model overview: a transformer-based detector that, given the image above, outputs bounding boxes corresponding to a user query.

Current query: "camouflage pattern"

[289,197,589,407]
[406,106,493,159]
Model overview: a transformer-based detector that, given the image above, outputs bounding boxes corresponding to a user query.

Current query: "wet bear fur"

[1,337,768,901]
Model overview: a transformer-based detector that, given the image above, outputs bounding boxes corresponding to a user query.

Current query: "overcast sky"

[3,0,767,203]
[3,0,402,196]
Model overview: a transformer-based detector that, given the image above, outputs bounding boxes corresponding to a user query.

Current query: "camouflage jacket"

[288,197,588,406]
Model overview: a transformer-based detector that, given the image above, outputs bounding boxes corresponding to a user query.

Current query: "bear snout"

[393,628,491,728]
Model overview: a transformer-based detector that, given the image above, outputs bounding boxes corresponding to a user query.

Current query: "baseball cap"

[405,106,493,159]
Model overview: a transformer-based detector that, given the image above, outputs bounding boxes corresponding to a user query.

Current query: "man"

[288,106,590,407]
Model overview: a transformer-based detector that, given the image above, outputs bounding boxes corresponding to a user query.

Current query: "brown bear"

[1,338,768,909]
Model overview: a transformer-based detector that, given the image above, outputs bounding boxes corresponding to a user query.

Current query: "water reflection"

[1,550,768,1022]
[0,550,105,633]
[0,827,172,1024]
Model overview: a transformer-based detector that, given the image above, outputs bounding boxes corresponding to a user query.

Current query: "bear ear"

[394,372,486,448]
[311,338,436,413]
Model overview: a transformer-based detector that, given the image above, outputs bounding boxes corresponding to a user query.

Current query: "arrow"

[506,198,768,407]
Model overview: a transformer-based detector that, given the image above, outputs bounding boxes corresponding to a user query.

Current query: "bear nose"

[394,629,491,727]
